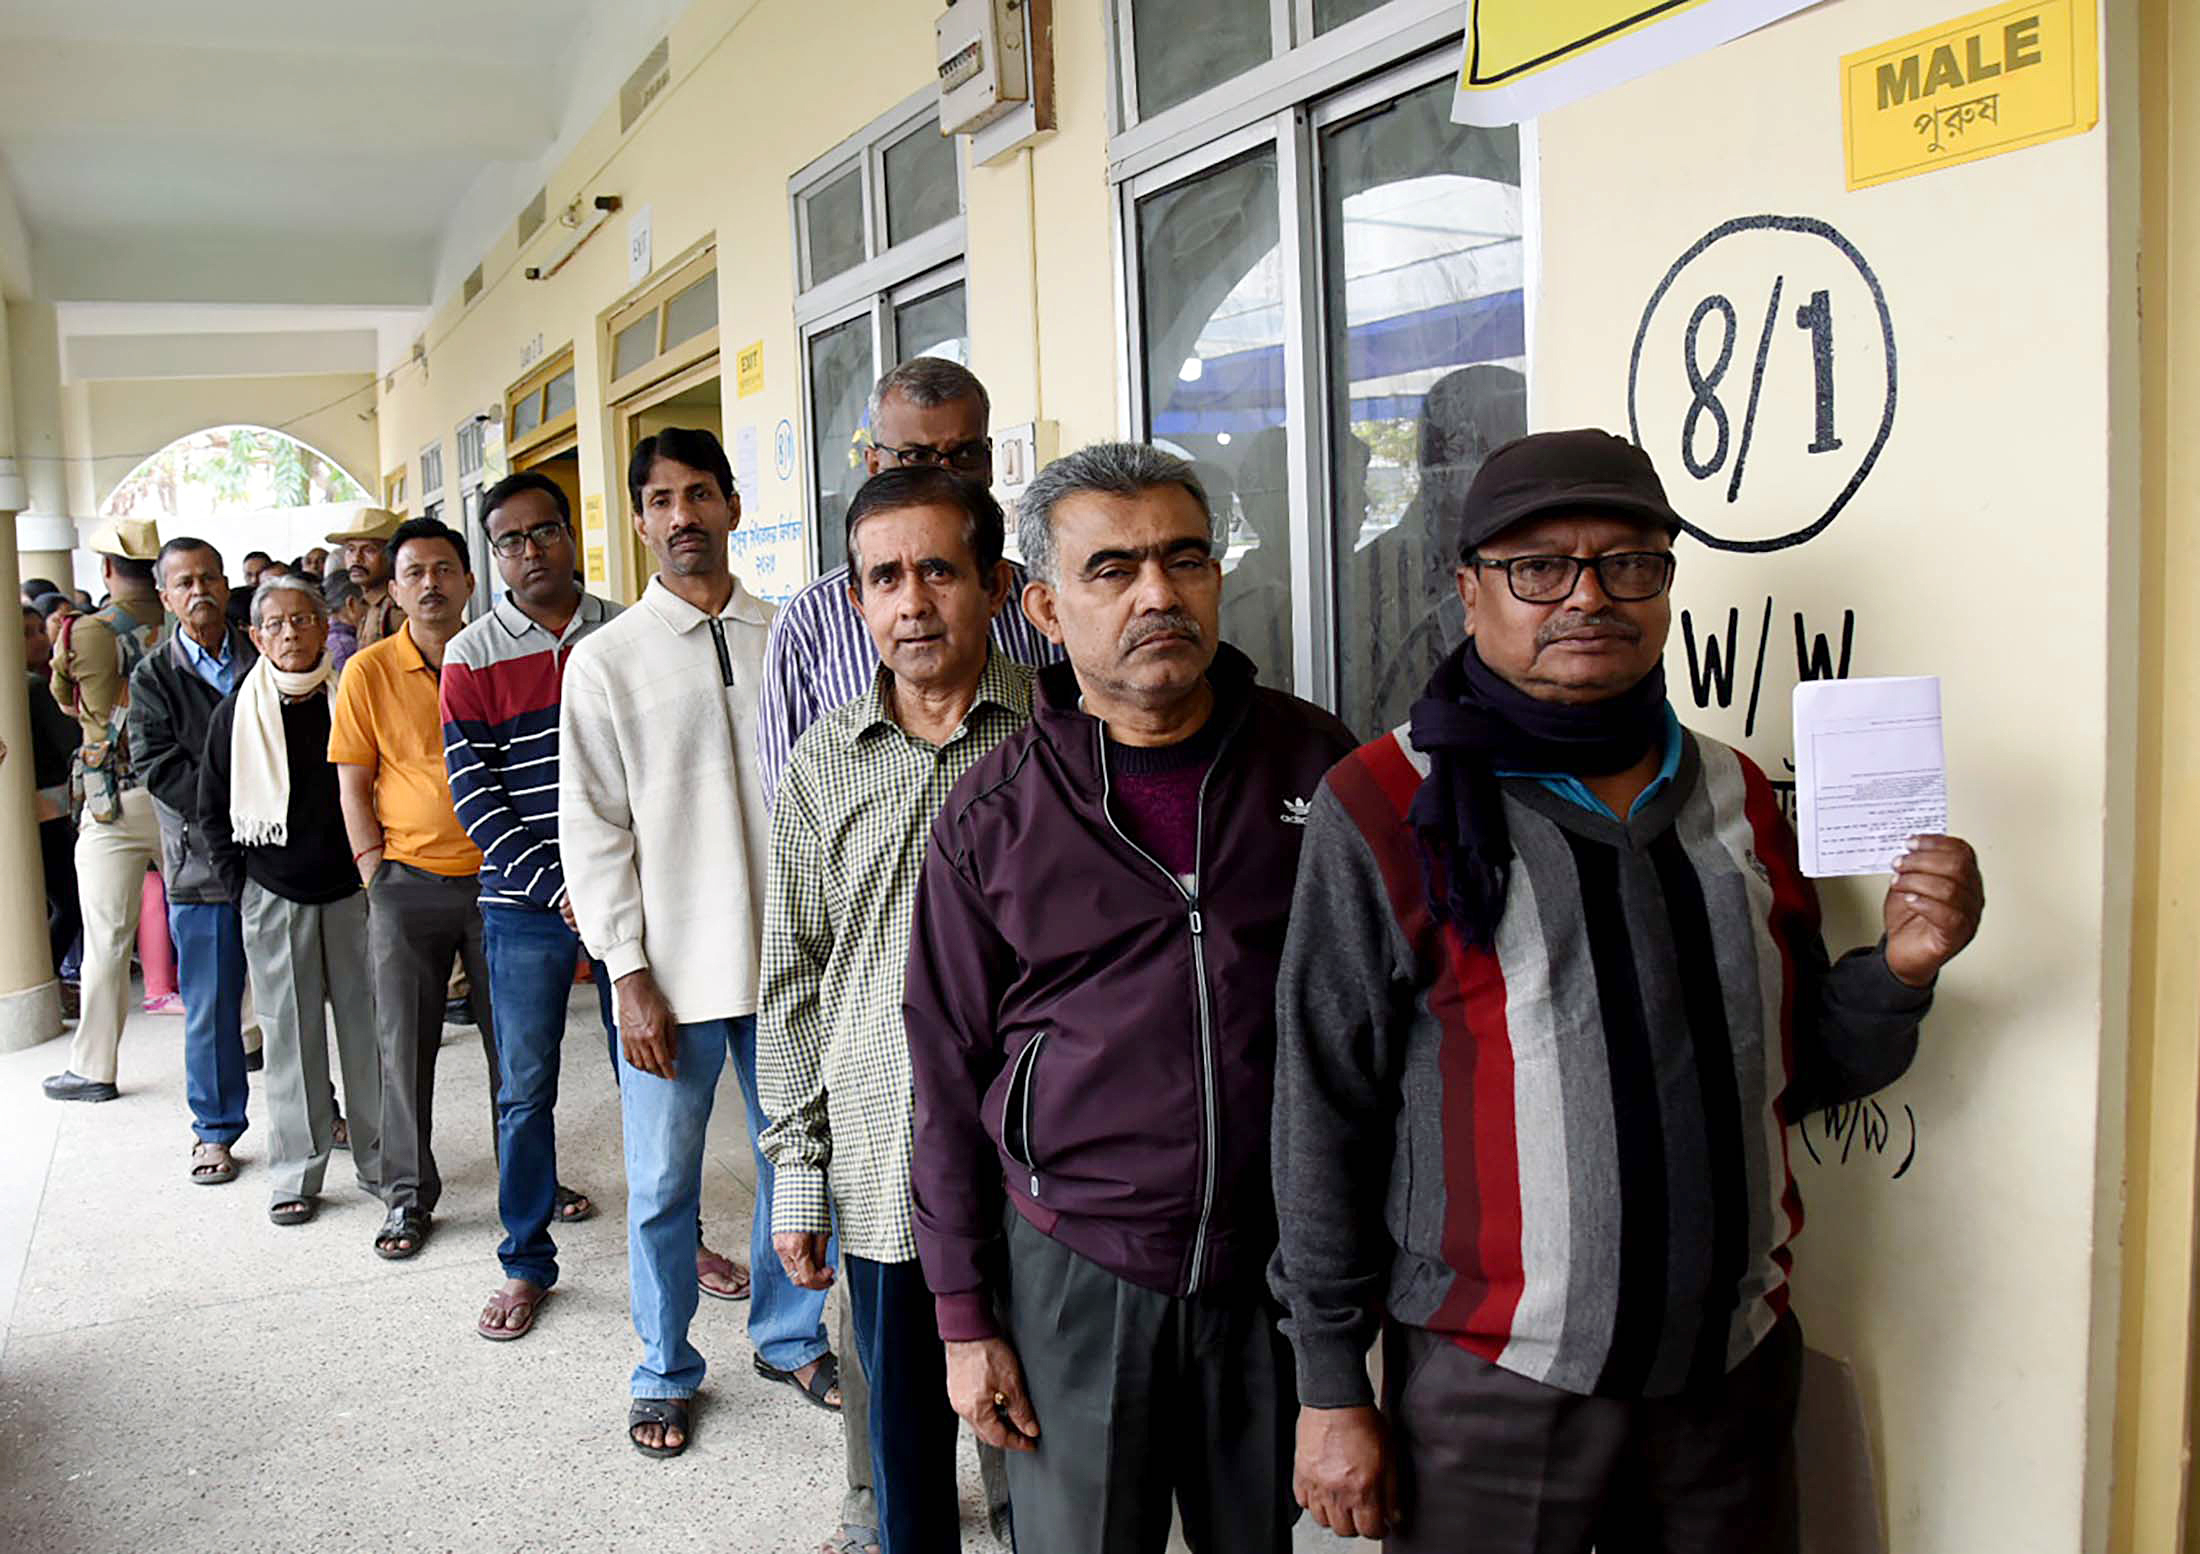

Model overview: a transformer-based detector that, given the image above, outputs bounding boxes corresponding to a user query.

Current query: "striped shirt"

[441,592,621,910]
[755,561,1060,808]
[1271,722,1933,1407]
[757,653,1036,1262]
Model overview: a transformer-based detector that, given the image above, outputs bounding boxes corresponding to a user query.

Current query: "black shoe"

[243,1048,265,1073]
[43,1071,117,1103]
[443,997,475,1027]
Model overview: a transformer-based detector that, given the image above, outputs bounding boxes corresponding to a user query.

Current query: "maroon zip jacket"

[905,645,1357,1341]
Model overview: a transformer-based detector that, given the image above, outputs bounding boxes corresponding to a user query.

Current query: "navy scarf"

[1406,641,1668,949]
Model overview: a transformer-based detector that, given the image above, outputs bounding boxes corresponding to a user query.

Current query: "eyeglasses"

[488,520,570,559]
[874,438,993,474]
[259,612,324,635]
[1469,551,1676,604]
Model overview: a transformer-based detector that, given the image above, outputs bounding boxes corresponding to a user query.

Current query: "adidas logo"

[1281,796,1312,826]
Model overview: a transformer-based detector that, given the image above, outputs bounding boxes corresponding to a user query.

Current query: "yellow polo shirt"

[327,624,482,878]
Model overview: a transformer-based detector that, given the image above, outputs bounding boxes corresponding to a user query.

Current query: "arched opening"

[101,425,370,580]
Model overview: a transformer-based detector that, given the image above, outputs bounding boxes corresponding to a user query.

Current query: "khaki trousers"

[69,787,160,1085]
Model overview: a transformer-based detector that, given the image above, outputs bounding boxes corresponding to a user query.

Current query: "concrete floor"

[0,988,1003,1554]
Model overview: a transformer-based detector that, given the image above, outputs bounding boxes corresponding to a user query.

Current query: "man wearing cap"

[325,506,405,652]
[42,517,167,1103]
[1270,429,1986,1551]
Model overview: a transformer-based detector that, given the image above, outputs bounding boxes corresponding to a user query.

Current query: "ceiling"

[0,0,664,310]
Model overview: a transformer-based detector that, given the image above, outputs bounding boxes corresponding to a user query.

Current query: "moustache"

[1536,611,1641,647]
[1120,610,1204,654]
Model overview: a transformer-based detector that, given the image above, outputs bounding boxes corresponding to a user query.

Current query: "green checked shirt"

[757,651,1036,1262]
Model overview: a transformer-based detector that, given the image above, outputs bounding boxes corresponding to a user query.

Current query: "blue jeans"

[620,1014,833,1398]
[483,906,604,1289]
[169,901,248,1145]
[847,1255,962,1554]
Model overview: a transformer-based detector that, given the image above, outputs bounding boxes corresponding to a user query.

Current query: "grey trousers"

[1000,1209,1295,1554]
[1384,1314,1803,1554]
[367,861,498,1213]
[241,882,383,1202]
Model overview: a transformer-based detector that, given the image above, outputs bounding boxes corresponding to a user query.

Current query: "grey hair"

[866,356,990,434]
[253,573,328,627]
[1016,442,1215,586]
[322,569,363,609]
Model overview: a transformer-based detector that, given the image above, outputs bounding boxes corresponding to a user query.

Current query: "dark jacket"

[198,689,355,907]
[905,646,1357,1341]
[130,625,259,904]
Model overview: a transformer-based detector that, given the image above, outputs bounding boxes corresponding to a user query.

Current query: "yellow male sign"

[1841,0,2099,189]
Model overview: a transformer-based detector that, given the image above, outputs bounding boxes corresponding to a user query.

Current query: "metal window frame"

[418,439,445,505]
[1113,35,1532,713]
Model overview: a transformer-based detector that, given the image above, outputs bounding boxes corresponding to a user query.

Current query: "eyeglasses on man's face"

[1469,551,1677,604]
[488,519,571,560]
[259,611,324,635]
[874,438,993,474]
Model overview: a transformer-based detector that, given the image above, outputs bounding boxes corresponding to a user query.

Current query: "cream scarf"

[229,653,334,847]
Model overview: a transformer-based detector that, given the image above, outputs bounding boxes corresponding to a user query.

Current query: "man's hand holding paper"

[1883,833,1984,987]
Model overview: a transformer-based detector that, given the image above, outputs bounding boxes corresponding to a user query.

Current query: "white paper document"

[1792,676,1948,879]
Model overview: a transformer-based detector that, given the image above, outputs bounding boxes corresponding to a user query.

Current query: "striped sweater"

[440,592,621,911]
[1270,721,1931,1408]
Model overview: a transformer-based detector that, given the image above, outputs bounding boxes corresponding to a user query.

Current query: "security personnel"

[324,505,406,651]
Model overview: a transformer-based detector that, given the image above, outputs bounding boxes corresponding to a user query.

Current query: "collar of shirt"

[491,589,609,648]
[390,620,439,679]
[842,650,1034,750]
[639,573,773,636]
[177,628,236,692]
[1496,702,1685,822]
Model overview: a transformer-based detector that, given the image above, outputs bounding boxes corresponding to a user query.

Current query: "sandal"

[753,1349,841,1413]
[331,1115,350,1152]
[478,1283,547,1342]
[628,1396,692,1458]
[374,1205,431,1260]
[189,1141,237,1185]
[697,1247,751,1301]
[820,1529,882,1554]
[554,1184,596,1224]
[269,1197,317,1226]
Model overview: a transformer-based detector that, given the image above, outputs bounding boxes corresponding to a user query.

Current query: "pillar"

[7,301,78,596]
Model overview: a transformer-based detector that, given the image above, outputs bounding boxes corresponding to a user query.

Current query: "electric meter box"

[936,0,1029,136]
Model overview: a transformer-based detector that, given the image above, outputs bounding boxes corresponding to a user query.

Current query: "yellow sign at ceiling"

[1453,0,1817,125]
[1840,0,2098,190]
[736,340,765,398]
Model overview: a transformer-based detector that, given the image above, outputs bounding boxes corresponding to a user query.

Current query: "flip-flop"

[554,1184,596,1223]
[753,1349,841,1413]
[628,1396,692,1458]
[478,1285,547,1342]
[189,1142,237,1185]
[697,1248,750,1301]
[269,1197,317,1226]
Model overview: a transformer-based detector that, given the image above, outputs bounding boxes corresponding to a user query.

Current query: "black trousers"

[1001,1209,1295,1554]
[39,815,80,974]
[1386,1313,1803,1554]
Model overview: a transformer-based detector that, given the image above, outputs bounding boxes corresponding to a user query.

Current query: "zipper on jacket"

[1094,716,1237,1297]
[707,618,734,687]
[1002,1029,1050,1198]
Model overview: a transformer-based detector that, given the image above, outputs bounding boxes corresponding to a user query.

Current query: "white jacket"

[559,575,778,1024]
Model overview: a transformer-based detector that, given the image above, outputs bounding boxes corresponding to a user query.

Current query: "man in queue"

[325,505,405,651]
[1269,429,1985,1550]
[905,442,1356,1551]
[761,467,1031,1552]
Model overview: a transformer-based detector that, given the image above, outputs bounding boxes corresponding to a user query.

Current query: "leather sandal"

[753,1349,840,1413]
[189,1141,237,1185]
[374,1205,431,1260]
[477,1283,546,1341]
[628,1396,692,1458]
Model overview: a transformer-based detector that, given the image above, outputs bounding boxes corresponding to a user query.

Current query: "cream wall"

[75,370,379,516]
[375,0,1118,606]
[1531,2,2130,1551]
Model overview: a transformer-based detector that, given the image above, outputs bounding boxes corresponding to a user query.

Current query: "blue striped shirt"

[755,561,1062,808]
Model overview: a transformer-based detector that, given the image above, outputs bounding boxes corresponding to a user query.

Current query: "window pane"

[1314,0,1391,31]
[1131,0,1271,119]
[883,119,959,246]
[613,311,658,381]
[1320,79,1526,739]
[512,391,543,438]
[662,274,718,351]
[544,367,576,421]
[808,314,875,575]
[1137,147,1293,693]
[805,166,867,286]
[893,282,967,365]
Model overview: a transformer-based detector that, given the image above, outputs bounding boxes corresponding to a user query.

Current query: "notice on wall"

[736,340,765,398]
[582,492,608,586]
[1793,675,1948,878]
[628,205,654,285]
[1840,0,2098,190]
[734,425,761,505]
[1451,0,1818,125]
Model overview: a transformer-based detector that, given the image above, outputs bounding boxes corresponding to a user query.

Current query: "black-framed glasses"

[874,438,993,474]
[1470,551,1676,604]
[487,520,571,559]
